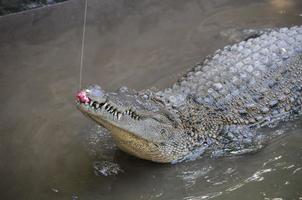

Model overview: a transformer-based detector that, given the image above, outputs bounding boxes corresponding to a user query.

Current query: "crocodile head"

[76,85,189,163]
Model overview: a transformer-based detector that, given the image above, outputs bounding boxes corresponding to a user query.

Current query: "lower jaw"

[106,126,173,163]
[83,112,175,163]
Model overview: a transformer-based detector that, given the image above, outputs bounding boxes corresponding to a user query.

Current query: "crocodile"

[76,26,302,163]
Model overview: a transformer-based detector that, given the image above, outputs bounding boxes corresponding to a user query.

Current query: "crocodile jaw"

[86,113,169,162]
[76,85,185,163]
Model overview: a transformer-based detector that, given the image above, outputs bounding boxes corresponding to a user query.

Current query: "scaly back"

[156,26,302,126]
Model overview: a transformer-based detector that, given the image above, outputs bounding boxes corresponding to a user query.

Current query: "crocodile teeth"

[106,106,113,111]
[105,104,110,110]
[121,108,140,120]
[82,98,139,120]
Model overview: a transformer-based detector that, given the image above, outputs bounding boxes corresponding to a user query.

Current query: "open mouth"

[76,90,141,120]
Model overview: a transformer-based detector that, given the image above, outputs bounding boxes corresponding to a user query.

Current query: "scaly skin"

[76,26,302,163]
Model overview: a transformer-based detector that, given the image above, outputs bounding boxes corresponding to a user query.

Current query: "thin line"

[79,0,88,90]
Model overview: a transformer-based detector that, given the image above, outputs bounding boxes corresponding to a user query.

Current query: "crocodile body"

[77,26,302,163]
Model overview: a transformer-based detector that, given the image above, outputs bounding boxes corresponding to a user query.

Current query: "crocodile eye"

[160,129,166,135]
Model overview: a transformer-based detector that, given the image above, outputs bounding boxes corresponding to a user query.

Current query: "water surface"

[0,0,301,199]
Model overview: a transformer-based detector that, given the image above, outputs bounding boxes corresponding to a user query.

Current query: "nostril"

[76,91,90,103]
[89,86,105,98]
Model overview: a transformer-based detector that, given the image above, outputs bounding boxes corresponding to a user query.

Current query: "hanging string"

[79,0,88,90]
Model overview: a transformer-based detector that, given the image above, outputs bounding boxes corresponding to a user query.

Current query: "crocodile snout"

[76,90,90,103]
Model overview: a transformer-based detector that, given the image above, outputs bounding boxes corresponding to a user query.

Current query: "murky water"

[0,0,301,199]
